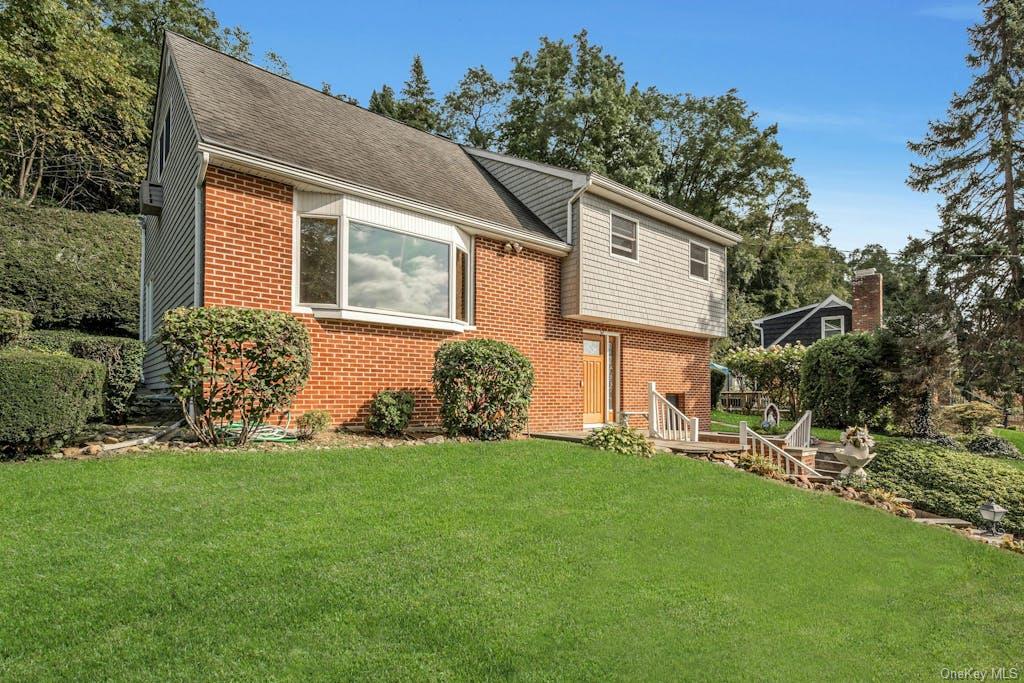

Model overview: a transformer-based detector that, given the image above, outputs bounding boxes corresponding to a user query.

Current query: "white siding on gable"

[574,194,728,337]
[474,156,574,240]
[142,56,202,388]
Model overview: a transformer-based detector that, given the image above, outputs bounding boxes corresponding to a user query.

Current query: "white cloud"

[348,252,449,317]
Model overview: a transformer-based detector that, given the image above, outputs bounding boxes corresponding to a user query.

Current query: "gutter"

[197,142,572,256]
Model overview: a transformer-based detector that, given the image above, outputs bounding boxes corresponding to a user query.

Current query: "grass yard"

[710,409,849,442]
[2,441,1023,680]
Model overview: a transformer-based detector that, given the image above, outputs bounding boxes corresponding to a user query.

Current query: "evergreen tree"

[395,55,439,132]
[908,0,1024,412]
[368,84,399,119]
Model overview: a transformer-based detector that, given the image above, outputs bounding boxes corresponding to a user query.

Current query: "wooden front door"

[582,334,605,425]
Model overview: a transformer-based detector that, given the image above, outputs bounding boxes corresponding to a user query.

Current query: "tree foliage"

[721,344,806,418]
[440,66,506,148]
[908,0,1024,414]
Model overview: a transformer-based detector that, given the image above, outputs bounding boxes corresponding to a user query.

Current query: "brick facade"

[203,166,711,432]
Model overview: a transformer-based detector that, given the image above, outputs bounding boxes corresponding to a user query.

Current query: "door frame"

[582,329,621,428]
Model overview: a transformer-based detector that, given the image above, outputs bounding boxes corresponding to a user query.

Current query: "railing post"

[739,421,748,451]
[690,417,699,442]
[648,381,658,438]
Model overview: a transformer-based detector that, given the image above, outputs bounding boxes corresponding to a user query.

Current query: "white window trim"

[821,315,845,339]
[608,210,639,262]
[292,193,474,332]
[689,239,710,282]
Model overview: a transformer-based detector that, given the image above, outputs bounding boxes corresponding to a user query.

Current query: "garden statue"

[762,403,780,431]
[836,426,876,481]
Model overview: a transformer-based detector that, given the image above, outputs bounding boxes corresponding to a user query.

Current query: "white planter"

[836,443,874,480]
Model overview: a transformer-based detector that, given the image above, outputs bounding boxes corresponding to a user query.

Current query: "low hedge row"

[868,440,1024,535]
[13,329,144,420]
[0,349,105,454]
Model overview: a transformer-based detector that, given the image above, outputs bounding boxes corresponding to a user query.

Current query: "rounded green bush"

[69,335,144,421]
[583,424,655,458]
[432,339,534,440]
[297,410,332,440]
[366,390,415,436]
[0,308,32,347]
[161,306,312,446]
[939,402,1002,435]
[0,349,105,454]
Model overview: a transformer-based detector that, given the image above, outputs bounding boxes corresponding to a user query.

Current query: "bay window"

[295,195,473,328]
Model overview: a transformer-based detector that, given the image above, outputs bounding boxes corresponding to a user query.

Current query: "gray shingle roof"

[165,33,557,241]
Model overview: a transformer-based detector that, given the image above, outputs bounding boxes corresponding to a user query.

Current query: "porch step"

[913,517,973,529]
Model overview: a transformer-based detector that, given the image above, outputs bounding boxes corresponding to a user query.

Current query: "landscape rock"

[84,444,102,456]
[423,435,445,444]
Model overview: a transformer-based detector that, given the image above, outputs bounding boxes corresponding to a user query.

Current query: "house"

[138,33,741,432]
[751,269,883,348]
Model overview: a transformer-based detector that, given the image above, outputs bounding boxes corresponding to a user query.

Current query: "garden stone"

[84,444,102,456]
[423,435,445,444]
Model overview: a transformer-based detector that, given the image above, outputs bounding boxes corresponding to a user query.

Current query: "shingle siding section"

[473,156,573,240]
[761,305,852,347]
[142,59,201,388]
[576,195,728,336]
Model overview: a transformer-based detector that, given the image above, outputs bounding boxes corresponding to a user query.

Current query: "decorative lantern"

[978,499,1008,536]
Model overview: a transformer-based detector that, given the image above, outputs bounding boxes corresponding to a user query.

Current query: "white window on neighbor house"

[295,196,474,328]
[690,242,709,280]
[821,315,845,339]
[610,213,638,260]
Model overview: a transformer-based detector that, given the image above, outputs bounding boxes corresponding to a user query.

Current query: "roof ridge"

[163,30,466,149]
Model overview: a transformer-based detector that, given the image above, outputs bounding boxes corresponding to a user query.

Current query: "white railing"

[784,410,813,448]
[739,421,823,478]
[648,382,699,442]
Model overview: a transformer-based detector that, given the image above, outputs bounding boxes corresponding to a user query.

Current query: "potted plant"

[836,426,876,480]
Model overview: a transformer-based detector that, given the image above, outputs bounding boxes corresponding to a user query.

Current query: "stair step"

[913,517,972,529]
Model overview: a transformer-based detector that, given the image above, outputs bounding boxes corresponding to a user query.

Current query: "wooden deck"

[530,431,745,456]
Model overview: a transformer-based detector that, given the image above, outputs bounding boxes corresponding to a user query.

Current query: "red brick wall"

[852,269,884,332]
[202,166,711,432]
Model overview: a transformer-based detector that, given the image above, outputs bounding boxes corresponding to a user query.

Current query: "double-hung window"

[821,315,845,339]
[690,242,709,280]
[610,214,638,260]
[296,196,473,328]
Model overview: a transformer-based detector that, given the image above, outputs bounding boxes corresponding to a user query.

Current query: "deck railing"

[739,421,823,478]
[784,410,813,448]
[649,382,699,442]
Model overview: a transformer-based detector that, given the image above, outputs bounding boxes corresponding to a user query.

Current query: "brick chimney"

[852,268,883,332]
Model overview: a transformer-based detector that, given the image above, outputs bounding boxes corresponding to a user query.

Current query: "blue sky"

[208,0,981,252]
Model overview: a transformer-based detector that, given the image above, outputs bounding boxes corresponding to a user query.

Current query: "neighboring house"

[751,269,883,348]
[138,33,741,432]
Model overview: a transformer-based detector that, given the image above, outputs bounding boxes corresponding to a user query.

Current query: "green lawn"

[710,409,847,442]
[2,441,1023,680]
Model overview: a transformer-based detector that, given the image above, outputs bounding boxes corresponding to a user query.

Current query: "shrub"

[737,452,784,479]
[161,307,312,446]
[583,424,656,458]
[0,308,32,347]
[721,344,805,417]
[69,336,144,421]
[800,332,895,429]
[868,440,1024,535]
[11,329,83,354]
[0,200,139,335]
[964,434,1022,460]
[366,390,415,436]
[938,402,1002,435]
[433,339,534,440]
[297,410,332,440]
[711,368,726,409]
[0,350,105,454]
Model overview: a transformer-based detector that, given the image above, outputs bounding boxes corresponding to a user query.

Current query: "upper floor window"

[690,242,709,280]
[821,315,845,339]
[157,109,171,178]
[610,214,638,260]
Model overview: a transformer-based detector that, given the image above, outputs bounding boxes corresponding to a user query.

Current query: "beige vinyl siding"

[474,156,573,241]
[575,194,728,336]
[142,56,202,388]
[561,200,581,316]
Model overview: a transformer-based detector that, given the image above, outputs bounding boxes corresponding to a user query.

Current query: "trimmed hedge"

[366,390,415,436]
[0,308,32,347]
[433,339,534,440]
[12,330,143,421]
[69,336,145,420]
[0,200,139,335]
[868,440,1024,535]
[964,434,1022,460]
[0,349,105,454]
[800,332,896,429]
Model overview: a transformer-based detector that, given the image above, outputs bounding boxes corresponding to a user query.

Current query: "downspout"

[565,176,591,245]
[138,217,146,383]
